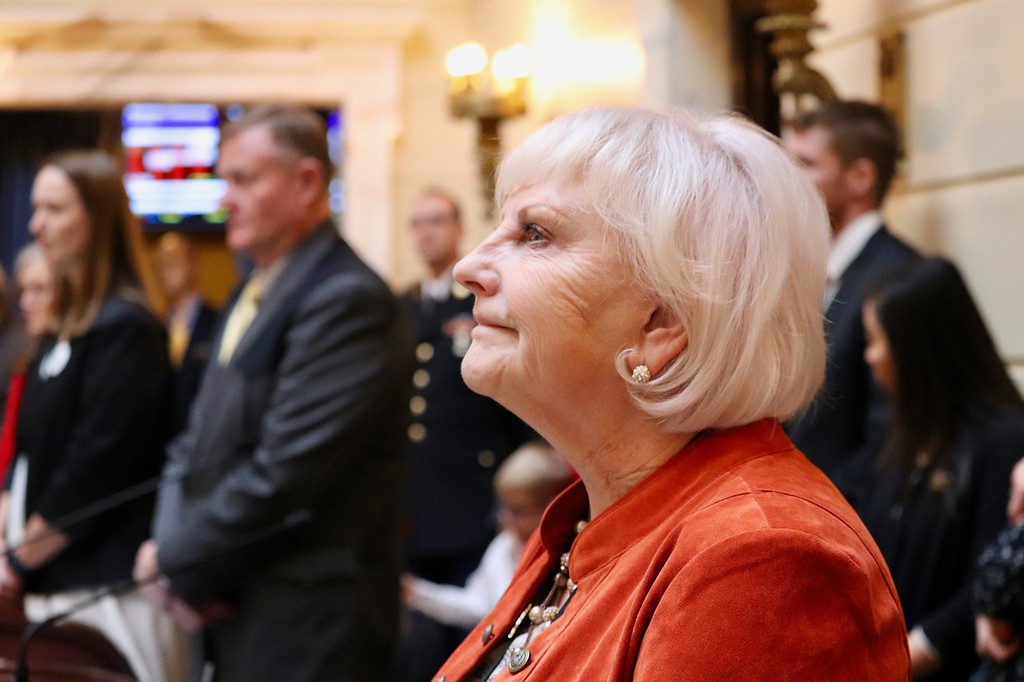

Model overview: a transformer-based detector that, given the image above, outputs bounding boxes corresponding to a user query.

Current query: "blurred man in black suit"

[154,232,220,434]
[137,106,414,680]
[785,101,919,495]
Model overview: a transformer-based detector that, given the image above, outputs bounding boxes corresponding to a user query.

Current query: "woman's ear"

[631,305,688,377]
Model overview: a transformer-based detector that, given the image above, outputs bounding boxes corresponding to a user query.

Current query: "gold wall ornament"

[755,0,837,126]
[445,42,532,218]
[879,31,908,143]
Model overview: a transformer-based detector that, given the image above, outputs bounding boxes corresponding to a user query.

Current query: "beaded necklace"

[485,519,587,679]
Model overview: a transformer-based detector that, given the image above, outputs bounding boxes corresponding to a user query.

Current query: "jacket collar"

[231,221,338,361]
[539,419,792,580]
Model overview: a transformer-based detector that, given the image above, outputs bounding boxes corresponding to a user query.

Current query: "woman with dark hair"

[0,150,186,680]
[857,256,1024,680]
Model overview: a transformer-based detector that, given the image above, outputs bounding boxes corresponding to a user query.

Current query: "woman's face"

[454,182,650,422]
[29,165,91,268]
[862,301,896,395]
[18,256,55,338]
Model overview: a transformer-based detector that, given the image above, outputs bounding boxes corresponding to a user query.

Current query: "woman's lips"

[472,312,512,331]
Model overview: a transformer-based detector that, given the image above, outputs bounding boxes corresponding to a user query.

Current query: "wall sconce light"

[756,0,837,126]
[445,42,531,217]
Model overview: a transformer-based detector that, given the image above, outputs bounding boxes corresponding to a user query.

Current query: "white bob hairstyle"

[495,108,829,433]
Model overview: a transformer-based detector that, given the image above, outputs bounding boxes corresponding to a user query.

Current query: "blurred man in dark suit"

[785,100,920,494]
[136,105,414,681]
[154,232,220,435]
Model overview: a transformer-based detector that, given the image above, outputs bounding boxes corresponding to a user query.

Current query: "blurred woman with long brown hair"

[0,150,186,681]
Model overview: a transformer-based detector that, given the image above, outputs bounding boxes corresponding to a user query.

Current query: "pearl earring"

[632,364,651,384]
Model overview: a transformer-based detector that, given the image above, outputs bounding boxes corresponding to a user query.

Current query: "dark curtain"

[0,110,109,276]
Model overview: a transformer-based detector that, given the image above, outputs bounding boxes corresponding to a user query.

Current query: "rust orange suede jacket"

[434,419,910,681]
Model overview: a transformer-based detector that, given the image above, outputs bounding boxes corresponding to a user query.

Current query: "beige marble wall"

[812,0,1024,363]
[639,0,731,114]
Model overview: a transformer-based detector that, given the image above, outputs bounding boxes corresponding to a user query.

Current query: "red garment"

[0,370,26,480]
[436,419,910,681]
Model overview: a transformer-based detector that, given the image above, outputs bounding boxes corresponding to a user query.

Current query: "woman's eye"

[523,223,545,243]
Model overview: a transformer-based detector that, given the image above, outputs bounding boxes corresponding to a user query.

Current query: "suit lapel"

[230,222,338,371]
[826,225,889,326]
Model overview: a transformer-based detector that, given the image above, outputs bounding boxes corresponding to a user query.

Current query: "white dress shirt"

[405,529,523,629]
[825,210,883,310]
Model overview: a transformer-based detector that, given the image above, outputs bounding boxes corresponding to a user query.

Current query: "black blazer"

[857,408,1024,681]
[11,296,172,593]
[788,225,918,492]
[153,223,416,680]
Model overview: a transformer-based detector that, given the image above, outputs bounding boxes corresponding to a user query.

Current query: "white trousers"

[25,590,189,682]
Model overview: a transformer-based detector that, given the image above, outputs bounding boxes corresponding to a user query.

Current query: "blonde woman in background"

[0,263,31,425]
[15,243,56,340]
[0,244,57,483]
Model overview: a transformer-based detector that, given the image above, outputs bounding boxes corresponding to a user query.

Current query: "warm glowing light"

[491,44,532,81]
[529,2,646,111]
[445,42,488,78]
[443,40,530,219]
[553,40,644,85]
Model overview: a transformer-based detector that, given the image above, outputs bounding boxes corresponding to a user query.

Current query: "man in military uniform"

[402,187,530,583]
[399,188,531,679]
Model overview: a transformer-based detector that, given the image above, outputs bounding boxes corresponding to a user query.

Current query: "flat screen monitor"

[122,103,344,231]
[122,102,227,231]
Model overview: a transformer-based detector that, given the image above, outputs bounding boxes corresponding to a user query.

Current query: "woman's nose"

[454,242,499,296]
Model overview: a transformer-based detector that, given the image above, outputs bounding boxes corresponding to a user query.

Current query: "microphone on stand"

[0,453,239,563]
[12,508,314,682]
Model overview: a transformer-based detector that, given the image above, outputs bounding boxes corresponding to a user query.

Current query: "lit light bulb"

[491,44,532,81]
[445,42,489,78]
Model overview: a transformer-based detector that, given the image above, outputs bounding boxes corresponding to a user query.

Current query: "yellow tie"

[168,312,190,368]
[218,275,263,365]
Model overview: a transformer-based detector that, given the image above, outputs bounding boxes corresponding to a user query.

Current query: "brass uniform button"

[410,396,427,416]
[416,342,434,362]
[413,369,430,389]
[408,423,427,442]
[481,623,494,644]
[477,450,496,468]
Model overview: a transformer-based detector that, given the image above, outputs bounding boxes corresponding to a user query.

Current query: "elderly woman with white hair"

[433,108,909,681]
